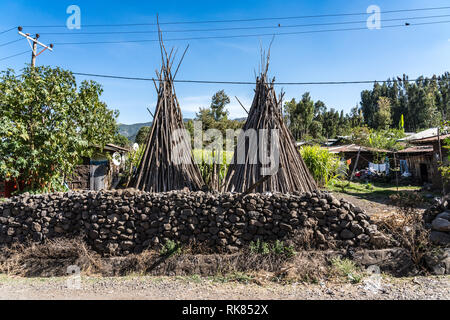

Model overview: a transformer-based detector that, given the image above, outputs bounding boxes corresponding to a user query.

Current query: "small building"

[67,143,130,191]
[0,143,130,198]
[409,134,450,190]
[326,144,392,173]
[396,145,434,184]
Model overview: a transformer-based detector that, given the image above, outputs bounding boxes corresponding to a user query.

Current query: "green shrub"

[250,239,296,257]
[300,145,342,187]
[250,239,270,255]
[159,239,181,257]
[330,257,362,283]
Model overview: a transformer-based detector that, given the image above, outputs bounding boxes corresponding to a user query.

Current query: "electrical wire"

[0,38,24,48]
[0,50,29,62]
[37,14,450,36]
[23,6,450,28]
[72,71,426,86]
[52,20,450,45]
[0,27,16,35]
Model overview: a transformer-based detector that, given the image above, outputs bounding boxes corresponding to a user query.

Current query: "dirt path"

[0,275,448,300]
[331,192,431,219]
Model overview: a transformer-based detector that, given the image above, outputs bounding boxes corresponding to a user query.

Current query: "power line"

[53,20,450,45]
[0,38,24,47]
[23,6,450,28]
[72,71,427,86]
[0,27,15,35]
[0,50,29,62]
[37,14,450,36]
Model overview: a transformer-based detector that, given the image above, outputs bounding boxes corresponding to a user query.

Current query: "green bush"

[300,145,341,187]
[330,257,362,283]
[159,239,181,257]
[249,239,295,257]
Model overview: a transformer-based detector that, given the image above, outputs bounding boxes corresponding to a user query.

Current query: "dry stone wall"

[0,189,390,255]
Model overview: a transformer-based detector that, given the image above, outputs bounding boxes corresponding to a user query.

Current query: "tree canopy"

[0,66,119,192]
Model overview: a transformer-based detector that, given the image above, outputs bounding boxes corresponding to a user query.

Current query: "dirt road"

[0,275,448,300]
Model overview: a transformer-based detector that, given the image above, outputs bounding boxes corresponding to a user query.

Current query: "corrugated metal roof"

[410,134,450,144]
[397,145,434,153]
[326,144,391,154]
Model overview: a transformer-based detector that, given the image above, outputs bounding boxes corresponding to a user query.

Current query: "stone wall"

[424,196,450,246]
[0,189,390,256]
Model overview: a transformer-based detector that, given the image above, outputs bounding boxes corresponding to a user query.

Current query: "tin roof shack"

[409,134,450,191]
[67,143,130,191]
[327,144,392,173]
[396,145,434,184]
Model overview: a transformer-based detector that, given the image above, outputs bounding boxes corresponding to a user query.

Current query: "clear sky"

[0,0,449,124]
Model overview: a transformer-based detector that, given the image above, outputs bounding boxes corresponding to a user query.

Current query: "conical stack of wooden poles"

[223,53,318,194]
[132,32,204,192]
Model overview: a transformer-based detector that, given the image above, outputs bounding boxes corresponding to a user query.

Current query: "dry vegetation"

[375,192,431,268]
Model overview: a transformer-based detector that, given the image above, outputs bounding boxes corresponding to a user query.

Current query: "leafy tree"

[284,93,315,140]
[360,73,448,131]
[135,126,151,145]
[112,133,130,147]
[0,66,119,192]
[374,96,392,130]
[210,90,230,121]
[195,107,216,131]
[314,100,326,117]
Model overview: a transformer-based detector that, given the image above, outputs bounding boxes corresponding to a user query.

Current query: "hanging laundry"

[399,159,410,176]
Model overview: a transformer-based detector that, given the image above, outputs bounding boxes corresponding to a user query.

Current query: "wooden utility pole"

[393,150,399,193]
[31,37,37,67]
[17,27,53,67]
[437,127,445,196]
[350,146,361,181]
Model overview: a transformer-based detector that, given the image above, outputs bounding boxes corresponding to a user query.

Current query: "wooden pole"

[31,38,37,67]
[438,127,445,195]
[349,146,361,181]
[393,151,399,193]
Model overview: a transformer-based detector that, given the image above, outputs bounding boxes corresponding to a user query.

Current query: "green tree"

[0,66,119,192]
[374,96,392,130]
[210,90,230,121]
[112,133,130,147]
[135,126,151,145]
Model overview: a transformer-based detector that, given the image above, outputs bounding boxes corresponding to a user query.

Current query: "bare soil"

[331,192,430,220]
[0,274,448,300]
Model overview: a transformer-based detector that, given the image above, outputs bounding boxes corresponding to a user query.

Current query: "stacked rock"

[424,197,450,246]
[0,189,390,255]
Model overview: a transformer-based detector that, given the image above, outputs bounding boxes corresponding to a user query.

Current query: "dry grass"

[0,238,104,277]
[376,192,431,268]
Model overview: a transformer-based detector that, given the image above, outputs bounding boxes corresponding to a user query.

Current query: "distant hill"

[118,122,152,142]
[119,119,193,142]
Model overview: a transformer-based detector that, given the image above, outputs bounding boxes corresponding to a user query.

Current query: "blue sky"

[0,0,449,124]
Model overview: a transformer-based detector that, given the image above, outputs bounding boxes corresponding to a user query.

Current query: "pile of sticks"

[223,54,317,193]
[132,33,204,192]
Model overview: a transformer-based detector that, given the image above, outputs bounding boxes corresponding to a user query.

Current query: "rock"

[279,223,293,231]
[209,227,219,234]
[436,211,450,221]
[315,230,326,243]
[350,223,364,236]
[89,230,99,239]
[430,231,450,245]
[424,248,450,275]
[330,197,341,207]
[226,245,239,253]
[352,248,415,277]
[370,232,391,248]
[31,222,41,232]
[432,218,450,232]
[340,229,355,239]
